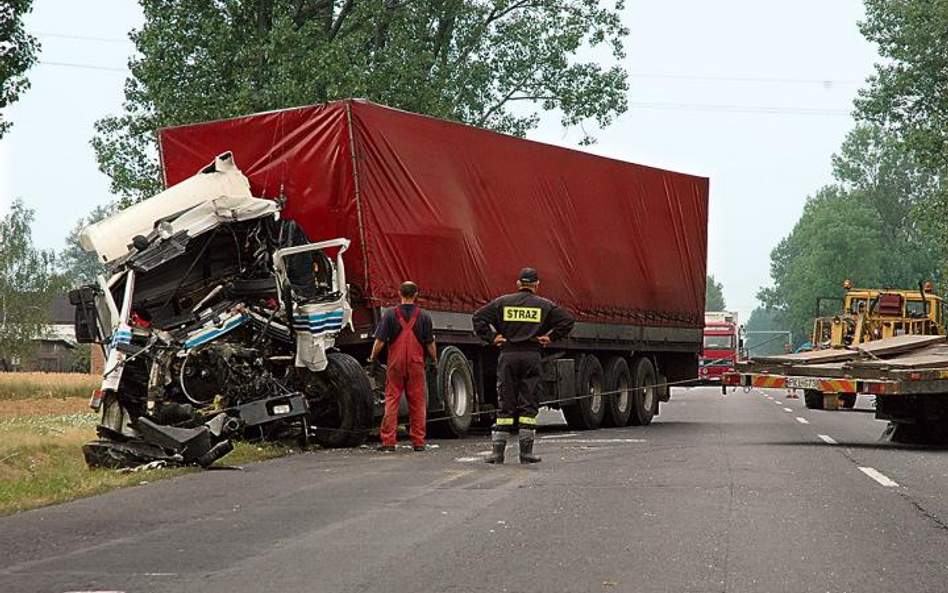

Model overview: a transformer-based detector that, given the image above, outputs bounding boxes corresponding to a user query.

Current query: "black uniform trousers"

[495,348,542,432]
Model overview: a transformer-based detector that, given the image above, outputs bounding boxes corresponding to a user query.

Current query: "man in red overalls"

[367,281,438,452]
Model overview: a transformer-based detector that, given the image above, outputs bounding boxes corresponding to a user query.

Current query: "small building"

[2,295,79,373]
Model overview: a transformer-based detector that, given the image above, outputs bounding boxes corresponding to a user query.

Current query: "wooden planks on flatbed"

[741,334,948,377]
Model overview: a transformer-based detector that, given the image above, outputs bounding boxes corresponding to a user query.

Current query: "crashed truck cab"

[71,152,373,469]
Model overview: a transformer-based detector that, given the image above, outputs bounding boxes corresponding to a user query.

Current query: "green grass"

[0,412,297,516]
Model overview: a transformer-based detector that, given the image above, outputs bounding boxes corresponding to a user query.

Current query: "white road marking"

[543,438,646,444]
[783,407,793,412]
[859,467,900,487]
[541,433,577,440]
[773,400,783,405]
[796,417,809,424]
[475,451,493,457]
[818,434,838,445]
[454,457,482,463]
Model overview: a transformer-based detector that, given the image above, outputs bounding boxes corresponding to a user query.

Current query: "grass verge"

[0,407,297,516]
[0,372,99,401]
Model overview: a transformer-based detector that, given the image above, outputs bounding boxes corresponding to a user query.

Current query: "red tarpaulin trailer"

[159,99,708,329]
[159,100,708,431]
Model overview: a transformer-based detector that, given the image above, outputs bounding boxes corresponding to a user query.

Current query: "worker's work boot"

[485,430,507,464]
[519,428,541,464]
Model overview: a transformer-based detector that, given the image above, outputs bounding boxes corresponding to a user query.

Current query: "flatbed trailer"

[723,334,948,440]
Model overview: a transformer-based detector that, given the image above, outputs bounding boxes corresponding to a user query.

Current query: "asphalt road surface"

[4,386,948,593]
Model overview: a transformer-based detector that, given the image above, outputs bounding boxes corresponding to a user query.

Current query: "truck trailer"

[75,99,709,464]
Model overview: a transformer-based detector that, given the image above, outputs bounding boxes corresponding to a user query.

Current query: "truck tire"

[840,393,857,409]
[602,356,633,427]
[562,355,605,430]
[629,357,658,426]
[804,389,824,410]
[427,346,475,438]
[304,352,374,447]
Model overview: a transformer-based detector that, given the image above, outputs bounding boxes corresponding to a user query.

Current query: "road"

[3,386,948,593]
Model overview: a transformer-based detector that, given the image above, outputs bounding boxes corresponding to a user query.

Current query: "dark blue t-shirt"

[374,304,435,344]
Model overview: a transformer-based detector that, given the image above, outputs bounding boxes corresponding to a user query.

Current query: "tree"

[855,1,948,170]
[758,123,945,343]
[94,0,630,203]
[59,204,115,287]
[744,307,791,356]
[705,275,726,311]
[758,186,900,343]
[0,200,61,366]
[832,124,943,281]
[0,0,39,139]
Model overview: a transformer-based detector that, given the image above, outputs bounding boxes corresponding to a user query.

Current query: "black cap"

[518,267,539,283]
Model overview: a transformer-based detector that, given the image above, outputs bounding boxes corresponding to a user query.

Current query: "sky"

[0,0,879,324]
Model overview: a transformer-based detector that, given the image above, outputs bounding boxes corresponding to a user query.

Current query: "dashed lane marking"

[455,457,483,463]
[818,434,838,445]
[796,417,809,424]
[541,433,577,439]
[783,407,793,412]
[859,466,900,487]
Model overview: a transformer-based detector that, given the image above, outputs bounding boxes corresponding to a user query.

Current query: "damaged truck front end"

[71,152,374,469]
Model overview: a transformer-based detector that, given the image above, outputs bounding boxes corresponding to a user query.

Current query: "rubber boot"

[519,428,541,464]
[485,430,507,464]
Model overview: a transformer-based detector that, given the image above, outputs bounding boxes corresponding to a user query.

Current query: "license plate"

[272,404,291,415]
[786,377,822,390]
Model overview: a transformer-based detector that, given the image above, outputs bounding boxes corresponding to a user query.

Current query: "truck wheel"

[427,346,475,438]
[303,352,374,447]
[628,357,658,426]
[840,393,857,409]
[562,355,605,430]
[601,356,632,427]
[803,389,824,410]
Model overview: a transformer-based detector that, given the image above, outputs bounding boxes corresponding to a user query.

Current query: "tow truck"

[724,282,948,441]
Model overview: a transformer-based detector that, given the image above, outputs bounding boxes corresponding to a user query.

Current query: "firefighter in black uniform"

[473,268,574,464]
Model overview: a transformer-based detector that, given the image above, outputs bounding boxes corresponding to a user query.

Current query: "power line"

[38,60,127,73]
[34,31,131,44]
[630,101,851,117]
[32,60,856,117]
[630,73,863,86]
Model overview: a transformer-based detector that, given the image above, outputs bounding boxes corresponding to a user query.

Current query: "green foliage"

[0,0,38,138]
[856,0,948,170]
[94,0,630,203]
[758,187,882,342]
[705,274,726,311]
[58,204,115,287]
[759,126,944,344]
[0,200,62,365]
[744,307,791,356]
[68,344,92,374]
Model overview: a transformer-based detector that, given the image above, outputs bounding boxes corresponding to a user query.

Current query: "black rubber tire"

[628,357,658,426]
[804,389,824,410]
[427,346,475,438]
[304,352,374,447]
[840,393,857,409]
[562,355,605,430]
[602,356,633,427]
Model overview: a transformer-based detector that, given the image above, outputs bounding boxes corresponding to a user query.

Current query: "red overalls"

[380,306,427,447]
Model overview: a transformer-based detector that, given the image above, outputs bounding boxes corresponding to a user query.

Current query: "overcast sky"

[0,0,878,323]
